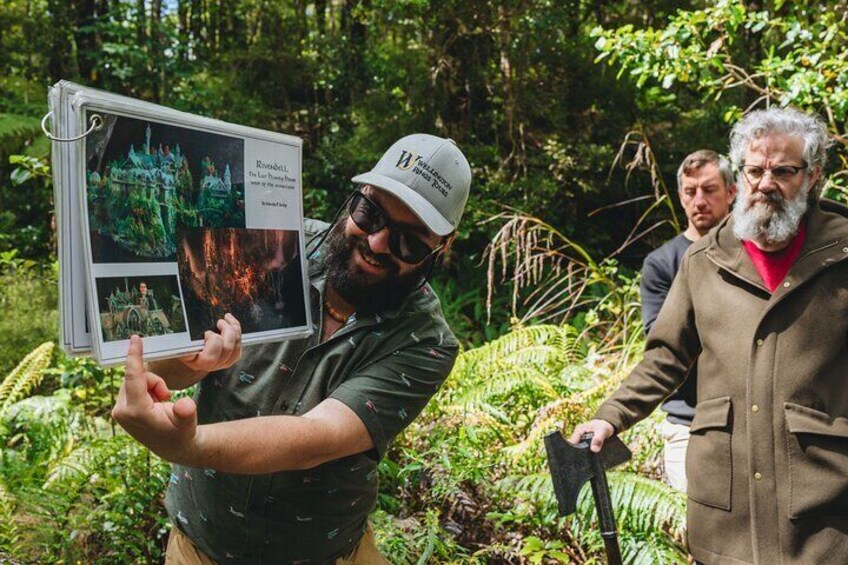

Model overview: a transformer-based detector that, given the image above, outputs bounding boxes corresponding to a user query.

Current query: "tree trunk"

[151,0,163,101]
[315,0,327,35]
[178,0,189,62]
[47,0,78,82]
[75,0,99,83]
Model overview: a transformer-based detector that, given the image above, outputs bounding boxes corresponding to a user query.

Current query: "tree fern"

[0,342,54,417]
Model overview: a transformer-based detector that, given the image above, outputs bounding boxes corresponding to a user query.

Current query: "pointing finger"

[125,335,145,380]
[122,335,151,401]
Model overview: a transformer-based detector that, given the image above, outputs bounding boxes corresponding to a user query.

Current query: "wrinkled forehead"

[745,133,806,163]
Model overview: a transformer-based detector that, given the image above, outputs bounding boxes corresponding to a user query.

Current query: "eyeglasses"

[741,162,807,184]
[347,191,444,264]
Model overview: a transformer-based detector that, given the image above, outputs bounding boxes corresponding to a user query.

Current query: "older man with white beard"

[570,107,848,564]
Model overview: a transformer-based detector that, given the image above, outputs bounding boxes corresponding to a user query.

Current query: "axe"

[544,430,632,565]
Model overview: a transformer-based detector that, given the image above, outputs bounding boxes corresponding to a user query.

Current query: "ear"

[808,166,822,190]
[727,182,738,203]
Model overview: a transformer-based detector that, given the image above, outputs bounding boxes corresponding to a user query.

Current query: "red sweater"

[742,223,807,292]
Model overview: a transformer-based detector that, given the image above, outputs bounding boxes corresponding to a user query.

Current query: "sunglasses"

[347,191,444,264]
[741,162,807,184]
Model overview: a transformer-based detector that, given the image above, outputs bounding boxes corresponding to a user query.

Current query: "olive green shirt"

[164,220,459,563]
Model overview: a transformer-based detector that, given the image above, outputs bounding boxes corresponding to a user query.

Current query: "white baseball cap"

[352,134,472,236]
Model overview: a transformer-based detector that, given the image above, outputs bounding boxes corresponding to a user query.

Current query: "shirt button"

[751,405,759,413]
[280,400,290,411]
[756,338,764,346]
[783,281,791,288]
[754,472,763,480]
[842,247,848,253]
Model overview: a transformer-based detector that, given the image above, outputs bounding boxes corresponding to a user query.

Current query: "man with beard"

[570,107,848,564]
[112,134,471,564]
[640,149,736,492]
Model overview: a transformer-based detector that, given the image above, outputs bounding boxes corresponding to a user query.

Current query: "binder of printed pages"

[48,81,312,365]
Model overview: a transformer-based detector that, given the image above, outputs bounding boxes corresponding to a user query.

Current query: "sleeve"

[639,249,673,336]
[330,339,459,458]
[595,251,701,432]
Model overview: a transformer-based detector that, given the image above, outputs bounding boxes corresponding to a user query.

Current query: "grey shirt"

[640,233,696,425]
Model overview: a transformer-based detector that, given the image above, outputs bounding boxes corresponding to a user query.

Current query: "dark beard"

[323,220,428,315]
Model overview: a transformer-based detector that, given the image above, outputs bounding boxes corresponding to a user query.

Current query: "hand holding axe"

[544,429,632,565]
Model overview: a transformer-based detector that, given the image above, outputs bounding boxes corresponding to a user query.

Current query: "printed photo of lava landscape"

[176,227,306,340]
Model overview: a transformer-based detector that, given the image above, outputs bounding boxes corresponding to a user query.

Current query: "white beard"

[732,177,809,246]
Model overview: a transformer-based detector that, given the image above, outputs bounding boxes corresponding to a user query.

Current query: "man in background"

[640,149,735,491]
[572,106,848,563]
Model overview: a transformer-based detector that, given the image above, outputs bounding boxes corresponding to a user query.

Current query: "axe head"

[544,430,632,516]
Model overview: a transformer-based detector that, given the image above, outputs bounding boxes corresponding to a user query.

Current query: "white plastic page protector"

[54,83,311,365]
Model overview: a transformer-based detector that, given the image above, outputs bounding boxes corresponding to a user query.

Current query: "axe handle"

[601,533,623,565]
[589,452,623,565]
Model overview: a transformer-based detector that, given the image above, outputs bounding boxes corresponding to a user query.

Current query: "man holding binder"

[112,134,472,564]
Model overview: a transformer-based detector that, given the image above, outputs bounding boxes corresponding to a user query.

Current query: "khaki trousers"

[165,524,389,565]
[660,418,690,493]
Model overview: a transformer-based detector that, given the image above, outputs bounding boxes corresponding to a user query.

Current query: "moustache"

[354,235,398,273]
[747,190,784,209]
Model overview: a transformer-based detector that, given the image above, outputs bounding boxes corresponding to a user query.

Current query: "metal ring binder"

[41,111,103,142]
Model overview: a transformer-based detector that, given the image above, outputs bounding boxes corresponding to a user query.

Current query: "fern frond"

[44,434,136,491]
[0,342,54,417]
[494,471,687,563]
[0,481,22,556]
[572,472,687,562]
[502,397,593,460]
[452,365,558,407]
[0,113,42,150]
[451,325,581,380]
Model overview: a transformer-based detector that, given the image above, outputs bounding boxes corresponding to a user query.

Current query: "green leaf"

[10,168,32,186]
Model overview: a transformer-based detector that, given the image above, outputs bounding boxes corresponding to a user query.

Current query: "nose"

[693,189,709,208]
[757,170,779,192]
[366,226,392,255]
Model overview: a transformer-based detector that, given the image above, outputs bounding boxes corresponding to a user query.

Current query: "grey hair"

[729,106,832,196]
[676,149,734,191]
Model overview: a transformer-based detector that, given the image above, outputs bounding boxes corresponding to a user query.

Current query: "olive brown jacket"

[595,199,848,565]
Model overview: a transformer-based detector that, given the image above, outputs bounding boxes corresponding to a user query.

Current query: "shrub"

[0,256,58,377]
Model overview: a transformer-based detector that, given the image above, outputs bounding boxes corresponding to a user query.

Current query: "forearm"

[595,347,691,431]
[148,357,208,390]
[185,416,325,473]
[166,399,373,474]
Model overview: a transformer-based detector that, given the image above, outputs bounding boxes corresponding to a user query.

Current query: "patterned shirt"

[164,220,459,564]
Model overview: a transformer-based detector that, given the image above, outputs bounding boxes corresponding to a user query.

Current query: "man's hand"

[112,335,202,465]
[179,313,242,373]
[569,419,616,453]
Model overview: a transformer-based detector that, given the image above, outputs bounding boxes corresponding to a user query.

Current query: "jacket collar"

[706,198,848,291]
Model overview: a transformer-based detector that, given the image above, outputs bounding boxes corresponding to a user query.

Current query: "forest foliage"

[1,0,847,562]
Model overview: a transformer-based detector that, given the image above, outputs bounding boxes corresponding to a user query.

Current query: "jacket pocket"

[784,403,848,519]
[687,396,732,510]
